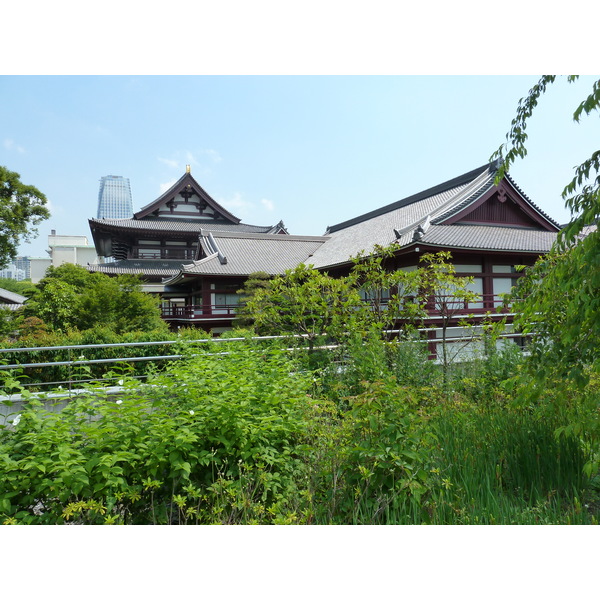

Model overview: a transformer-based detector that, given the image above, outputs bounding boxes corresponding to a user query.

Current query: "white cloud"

[218,192,259,220]
[3,138,25,153]
[260,198,274,211]
[204,149,222,163]
[219,192,254,212]
[158,148,222,173]
[158,157,180,169]
[159,179,178,193]
[184,151,198,166]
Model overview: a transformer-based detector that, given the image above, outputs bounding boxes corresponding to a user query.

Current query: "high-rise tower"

[97,175,133,219]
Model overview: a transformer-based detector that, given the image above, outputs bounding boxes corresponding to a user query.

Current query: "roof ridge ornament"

[207,231,228,264]
[186,164,191,173]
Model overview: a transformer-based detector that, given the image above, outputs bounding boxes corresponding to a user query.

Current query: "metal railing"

[0,325,532,395]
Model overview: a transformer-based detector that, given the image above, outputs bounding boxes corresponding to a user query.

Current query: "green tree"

[350,243,424,336]
[491,75,600,383]
[243,264,363,350]
[25,264,168,334]
[0,167,50,268]
[232,271,272,329]
[417,252,482,382]
[26,278,78,332]
[0,306,17,339]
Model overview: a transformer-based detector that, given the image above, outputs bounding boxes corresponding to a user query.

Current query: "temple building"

[88,167,288,294]
[87,161,561,335]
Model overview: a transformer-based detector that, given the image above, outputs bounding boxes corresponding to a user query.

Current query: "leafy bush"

[0,335,596,525]
[307,378,440,524]
[0,345,316,524]
[22,264,168,335]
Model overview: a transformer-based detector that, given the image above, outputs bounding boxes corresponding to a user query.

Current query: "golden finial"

[186,164,191,173]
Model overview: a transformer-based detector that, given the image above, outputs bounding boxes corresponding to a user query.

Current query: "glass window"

[467,277,484,309]
[493,277,519,306]
[454,264,483,273]
[492,265,518,273]
[212,293,240,314]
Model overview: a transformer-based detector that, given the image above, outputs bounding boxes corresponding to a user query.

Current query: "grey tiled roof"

[504,173,560,228]
[87,260,189,277]
[166,231,328,281]
[309,162,561,268]
[417,225,558,253]
[88,218,281,235]
[430,178,496,224]
[310,165,496,268]
[0,288,27,305]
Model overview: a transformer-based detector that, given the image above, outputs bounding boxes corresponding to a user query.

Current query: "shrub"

[0,345,316,524]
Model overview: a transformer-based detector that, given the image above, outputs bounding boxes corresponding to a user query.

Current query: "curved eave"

[163,272,192,286]
[89,218,205,238]
[399,241,552,255]
[504,174,561,231]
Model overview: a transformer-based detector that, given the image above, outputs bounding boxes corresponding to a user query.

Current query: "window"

[492,265,518,273]
[493,277,519,307]
[454,264,483,273]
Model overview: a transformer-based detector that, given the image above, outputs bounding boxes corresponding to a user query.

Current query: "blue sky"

[2,75,598,258]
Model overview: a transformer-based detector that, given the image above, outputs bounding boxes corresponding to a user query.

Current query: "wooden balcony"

[133,248,196,260]
[362,293,512,315]
[161,294,513,325]
[161,304,238,321]
[425,293,513,314]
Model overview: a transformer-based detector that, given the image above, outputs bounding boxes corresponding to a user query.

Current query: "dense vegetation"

[21,263,168,335]
[0,336,597,524]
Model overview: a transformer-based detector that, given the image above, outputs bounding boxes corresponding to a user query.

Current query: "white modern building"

[30,230,102,283]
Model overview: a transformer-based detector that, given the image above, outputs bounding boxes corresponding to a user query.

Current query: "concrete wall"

[29,232,102,282]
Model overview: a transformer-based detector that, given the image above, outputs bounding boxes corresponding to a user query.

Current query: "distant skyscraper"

[97,175,133,219]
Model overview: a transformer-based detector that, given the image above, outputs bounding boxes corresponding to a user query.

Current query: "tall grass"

[424,403,593,524]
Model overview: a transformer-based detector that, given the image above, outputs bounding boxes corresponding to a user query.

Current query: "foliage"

[485,74,600,504]
[0,307,17,339]
[307,379,439,524]
[242,264,364,350]
[25,278,78,332]
[233,271,272,329]
[0,345,315,524]
[0,167,50,268]
[349,244,424,334]
[417,252,482,377]
[23,264,168,335]
[240,248,486,383]
[0,327,198,391]
[491,75,600,384]
[431,408,591,525]
[0,336,596,525]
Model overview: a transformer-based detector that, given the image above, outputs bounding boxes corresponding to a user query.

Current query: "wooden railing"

[425,293,512,313]
[132,248,196,260]
[161,304,239,320]
[160,294,513,321]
